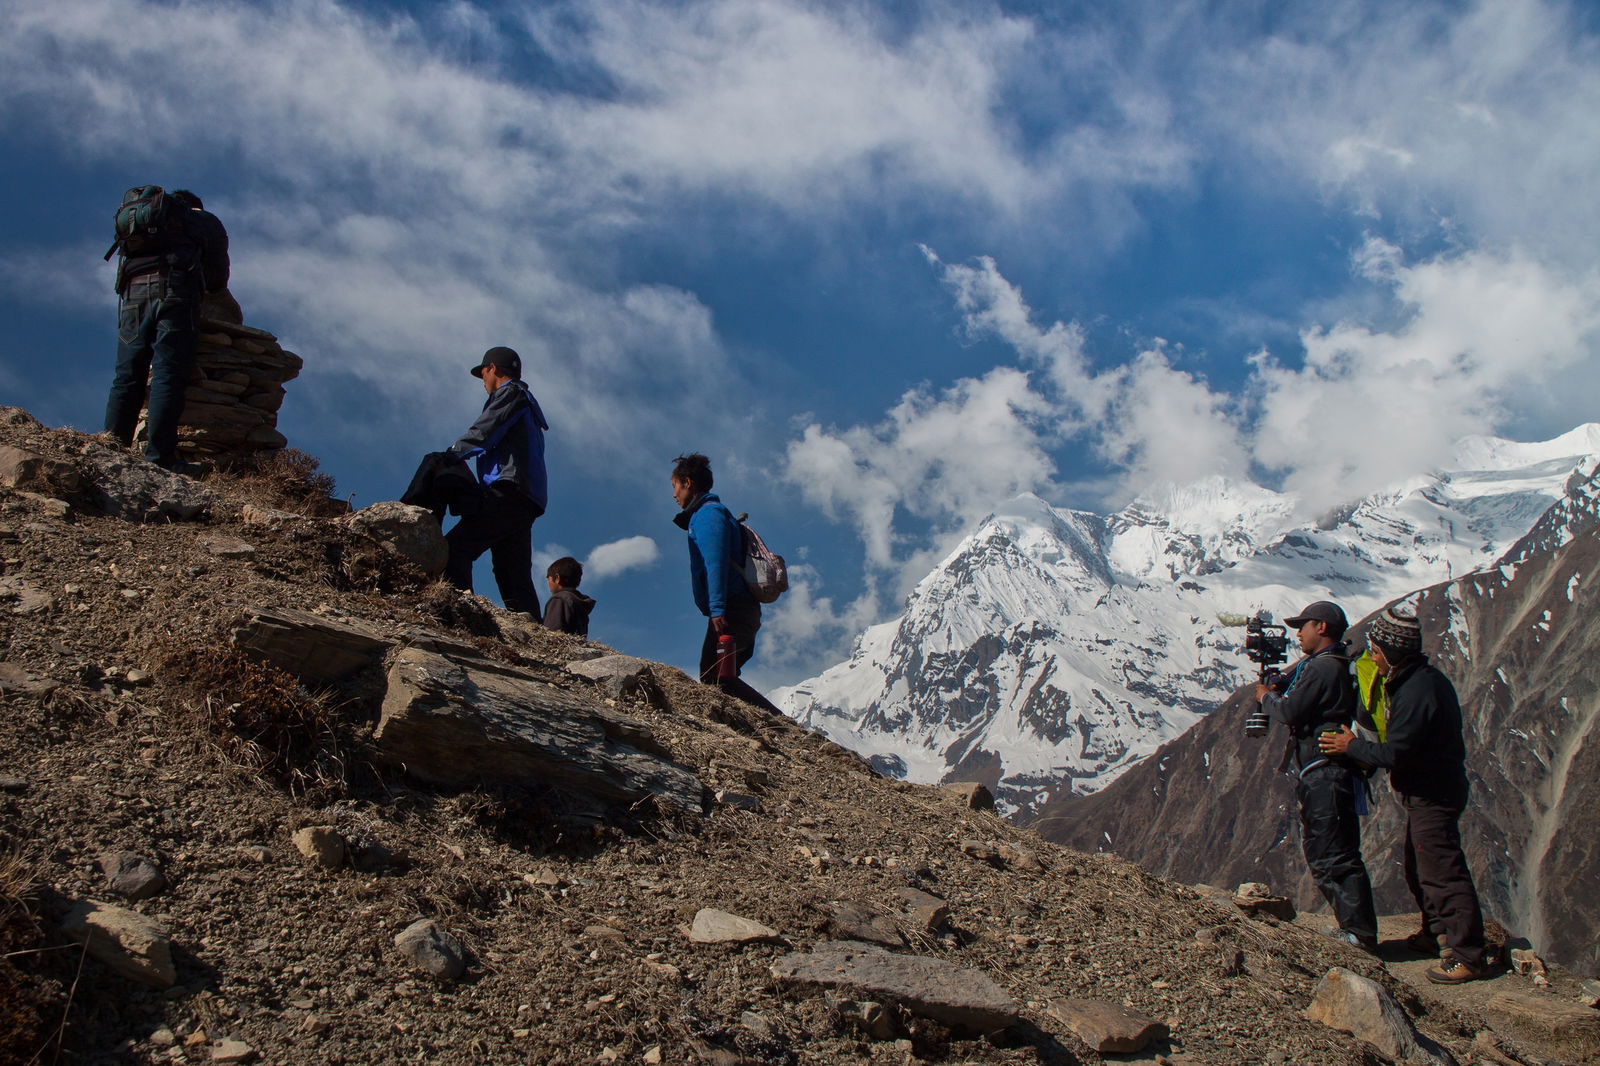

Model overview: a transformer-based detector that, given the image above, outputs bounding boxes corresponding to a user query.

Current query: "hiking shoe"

[1337,930,1380,954]
[1425,958,1485,984]
[1404,929,1443,956]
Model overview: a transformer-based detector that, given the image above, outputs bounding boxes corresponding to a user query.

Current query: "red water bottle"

[715,633,737,680]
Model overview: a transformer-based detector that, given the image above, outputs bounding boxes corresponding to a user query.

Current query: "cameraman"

[1254,600,1378,952]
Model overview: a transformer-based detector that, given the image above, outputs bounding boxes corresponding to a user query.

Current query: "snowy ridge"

[777,426,1600,816]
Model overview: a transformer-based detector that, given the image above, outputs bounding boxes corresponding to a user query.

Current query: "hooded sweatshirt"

[542,588,596,637]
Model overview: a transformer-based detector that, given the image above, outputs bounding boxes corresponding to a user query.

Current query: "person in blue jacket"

[670,453,782,714]
[444,346,548,615]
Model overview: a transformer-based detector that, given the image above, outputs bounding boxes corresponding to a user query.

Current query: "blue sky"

[3,0,1600,690]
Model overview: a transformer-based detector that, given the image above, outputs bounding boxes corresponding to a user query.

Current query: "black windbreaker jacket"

[1343,656,1470,807]
[1261,642,1359,772]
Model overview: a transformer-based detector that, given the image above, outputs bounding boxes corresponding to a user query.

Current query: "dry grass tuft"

[0,848,61,1064]
[159,643,346,794]
[225,447,345,515]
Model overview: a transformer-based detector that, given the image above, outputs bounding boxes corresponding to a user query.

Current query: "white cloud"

[756,562,882,668]
[584,535,661,580]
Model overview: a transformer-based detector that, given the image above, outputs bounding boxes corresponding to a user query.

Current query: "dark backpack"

[735,512,789,603]
[103,185,185,261]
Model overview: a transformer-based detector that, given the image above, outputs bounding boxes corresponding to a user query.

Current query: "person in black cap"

[1321,605,1488,983]
[442,346,549,616]
[1253,599,1379,952]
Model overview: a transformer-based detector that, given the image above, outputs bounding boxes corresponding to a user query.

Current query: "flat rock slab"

[1483,988,1600,1064]
[376,647,706,814]
[826,901,904,947]
[0,661,61,697]
[232,607,393,684]
[1306,967,1454,1066]
[566,654,655,698]
[1047,998,1169,1054]
[771,941,1020,1032]
[61,900,176,987]
[689,908,781,944]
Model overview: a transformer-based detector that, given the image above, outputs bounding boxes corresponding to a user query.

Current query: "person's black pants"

[445,487,541,616]
[1298,762,1379,942]
[1402,794,1486,967]
[697,604,781,715]
[105,273,200,465]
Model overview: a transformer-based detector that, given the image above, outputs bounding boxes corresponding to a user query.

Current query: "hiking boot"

[1404,929,1443,956]
[1425,958,1485,984]
[1336,930,1380,954]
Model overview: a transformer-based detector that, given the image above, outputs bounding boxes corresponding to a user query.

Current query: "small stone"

[124,668,151,685]
[394,919,465,981]
[523,867,564,887]
[100,851,168,901]
[0,774,27,792]
[715,790,762,811]
[688,908,780,945]
[839,999,898,1041]
[1232,882,1295,921]
[583,924,626,941]
[1580,978,1600,1008]
[211,1038,256,1063]
[1509,947,1546,977]
[958,839,1002,865]
[826,901,903,947]
[291,826,345,869]
[150,1029,176,1047]
[896,887,949,933]
[239,846,272,864]
[643,1046,662,1064]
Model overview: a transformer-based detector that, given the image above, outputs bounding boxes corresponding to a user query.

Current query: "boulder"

[1305,967,1454,1066]
[566,655,655,699]
[344,501,448,577]
[771,941,1020,1032]
[942,781,996,810]
[1046,998,1168,1054]
[688,908,780,945]
[1483,989,1600,1064]
[231,607,392,684]
[0,445,82,498]
[99,851,168,901]
[79,443,216,522]
[375,647,706,814]
[61,900,176,987]
[394,919,465,981]
[291,826,346,869]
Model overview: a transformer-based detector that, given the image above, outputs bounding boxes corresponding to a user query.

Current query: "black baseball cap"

[470,346,521,378]
[1284,600,1347,637]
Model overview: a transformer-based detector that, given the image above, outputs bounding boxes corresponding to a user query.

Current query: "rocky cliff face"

[779,429,1600,817]
[1029,462,1600,977]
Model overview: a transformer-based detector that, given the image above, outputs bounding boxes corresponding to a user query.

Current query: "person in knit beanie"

[1322,604,1489,983]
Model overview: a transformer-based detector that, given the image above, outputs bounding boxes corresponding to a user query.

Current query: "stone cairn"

[137,291,303,462]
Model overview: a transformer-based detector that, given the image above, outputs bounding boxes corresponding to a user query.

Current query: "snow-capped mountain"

[776,425,1600,815]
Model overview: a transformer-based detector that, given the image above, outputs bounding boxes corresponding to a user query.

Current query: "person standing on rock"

[1321,605,1489,984]
[444,346,549,617]
[670,453,783,715]
[1254,600,1381,953]
[103,188,230,471]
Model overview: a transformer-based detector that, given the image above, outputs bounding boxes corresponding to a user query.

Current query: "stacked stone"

[148,314,303,461]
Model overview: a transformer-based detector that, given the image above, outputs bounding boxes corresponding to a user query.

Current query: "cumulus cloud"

[584,535,661,580]
[1253,238,1600,505]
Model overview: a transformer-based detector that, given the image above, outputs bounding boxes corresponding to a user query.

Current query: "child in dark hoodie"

[542,556,595,637]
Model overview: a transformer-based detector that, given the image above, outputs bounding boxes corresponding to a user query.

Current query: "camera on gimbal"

[1242,610,1289,737]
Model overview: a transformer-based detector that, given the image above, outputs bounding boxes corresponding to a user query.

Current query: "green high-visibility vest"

[1355,650,1387,741]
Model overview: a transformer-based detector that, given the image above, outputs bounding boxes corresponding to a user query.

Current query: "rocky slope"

[5,408,1599,1064]
[1029,460,1600,978]
[778,429,1600,817]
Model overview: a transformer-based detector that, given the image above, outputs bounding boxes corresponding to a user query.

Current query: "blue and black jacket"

[450,379,549,513]
[673,492,755,619]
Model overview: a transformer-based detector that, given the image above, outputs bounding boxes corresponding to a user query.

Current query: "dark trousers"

[445,487,541,615]
[1298,762,1379,942]
[1402,795,1486,967]
[697,606,782,715]
[105,273,200,465]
